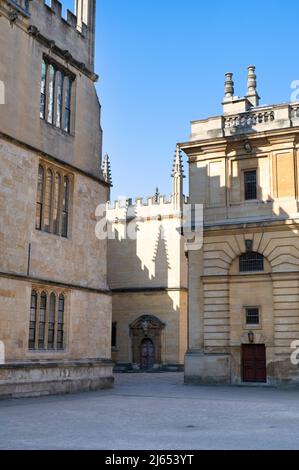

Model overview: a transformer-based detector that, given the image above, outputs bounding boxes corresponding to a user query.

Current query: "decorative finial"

[154,187,160,202]
[171,145,185,179]
[101,153,113,186]
[246,65,259,106]
[224,72,234,99]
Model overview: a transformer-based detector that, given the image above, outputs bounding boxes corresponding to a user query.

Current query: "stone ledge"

[0,360,114,398]
[0,358,113,369]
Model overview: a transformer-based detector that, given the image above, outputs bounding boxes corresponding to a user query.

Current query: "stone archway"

[130,315,165,369]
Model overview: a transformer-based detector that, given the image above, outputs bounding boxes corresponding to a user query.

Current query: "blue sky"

[63,0,299,199]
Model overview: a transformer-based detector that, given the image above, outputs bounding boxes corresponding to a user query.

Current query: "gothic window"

[244,170,257,200]
[239,252,264,272]
[35,161,72,237]
[40,57,74,133]
[64,76,71,133]
[57,294,65,350]
[29,289,66,351]
[53,173,61,235]
[29,290,37,349]
[55,70,63,128]
[48,293,56,349]
[44,168,53,232]
[35,164,44,230]
[61,176,69,238]
[47,64,55,124]
[40,60,47,119]
[38,292,47,349]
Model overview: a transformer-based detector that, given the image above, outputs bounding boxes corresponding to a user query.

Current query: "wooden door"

[140,338,155,370]
[242,344,266,383]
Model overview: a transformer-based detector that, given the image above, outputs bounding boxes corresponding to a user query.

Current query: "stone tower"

[106,152,188,371]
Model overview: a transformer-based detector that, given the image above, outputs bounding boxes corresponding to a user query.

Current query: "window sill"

[229,200,272,206]
[28,349,66,353]
[35,228,71,241]
[40,118,74,138]
[244,324,262,330]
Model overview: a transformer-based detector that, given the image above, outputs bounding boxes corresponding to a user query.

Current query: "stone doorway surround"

[130,315,165,370]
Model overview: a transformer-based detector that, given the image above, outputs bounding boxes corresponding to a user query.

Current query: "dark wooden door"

[140,338,154,369]
[242,344,266,383]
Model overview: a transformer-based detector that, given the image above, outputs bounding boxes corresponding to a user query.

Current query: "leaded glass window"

[29,290,37,349]
[35,162,71,237]
[29,289,66,351]
[38,292,47,349]
[40,58,73,133]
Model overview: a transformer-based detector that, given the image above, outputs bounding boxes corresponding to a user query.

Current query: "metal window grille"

[244,170,257,200]
[239,252,264,272]
[246,308,259,325]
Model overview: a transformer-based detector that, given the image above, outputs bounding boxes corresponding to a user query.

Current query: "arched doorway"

[140,338,155,370]
[130,315,165,369]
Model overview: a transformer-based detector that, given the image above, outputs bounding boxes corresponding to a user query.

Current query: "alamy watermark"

[0,80,5,105]
[95,202,204,250]
[290,340,299,365]
[290,80,299,102]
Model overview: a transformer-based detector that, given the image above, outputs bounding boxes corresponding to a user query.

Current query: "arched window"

[29,290,37,349]
[38,292,47,349]
[35,163,71,237]
[29,290,67,351]
[61,176,69,238]
[35,164,44,230]
[239,252,264,272]
[48,293,56,349]
[53,173,61,235]
[44,168,53,232]
[57,294,65,350]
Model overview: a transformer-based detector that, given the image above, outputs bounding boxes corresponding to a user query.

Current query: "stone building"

[182,66,299,385]
[106,148,188,370]
[0,0,113,397]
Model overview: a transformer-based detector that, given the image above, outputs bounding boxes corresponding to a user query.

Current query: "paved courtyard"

[1,372,299,449]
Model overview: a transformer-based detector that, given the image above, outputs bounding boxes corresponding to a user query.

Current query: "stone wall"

[0,277,112,361]
[0,359,114,398]
[0,138,108,291]
[111,290,187,367]
[0,1,103,178]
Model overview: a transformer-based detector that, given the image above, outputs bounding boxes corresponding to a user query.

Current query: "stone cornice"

[0,271,111,296]
[0,130,109,188]
[27,25,98,82]
[179,126,299,161]
[0,2,98,82]
[111,287,188,293]
[204,217,299,235]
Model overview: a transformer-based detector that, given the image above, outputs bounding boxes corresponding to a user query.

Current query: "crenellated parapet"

[106,194,188,224]
[1,0,96,74]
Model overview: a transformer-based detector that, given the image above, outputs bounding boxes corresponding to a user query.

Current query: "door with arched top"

[140,338,155,370]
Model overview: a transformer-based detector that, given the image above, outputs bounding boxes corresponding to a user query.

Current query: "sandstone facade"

[182,67,299,385]
[0,0,113,397]
[107,152,188,370]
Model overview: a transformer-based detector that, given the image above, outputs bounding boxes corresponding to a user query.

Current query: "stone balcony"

[190,101,299,141]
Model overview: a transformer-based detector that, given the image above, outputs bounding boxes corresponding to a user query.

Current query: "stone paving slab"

[0,372,299,450]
